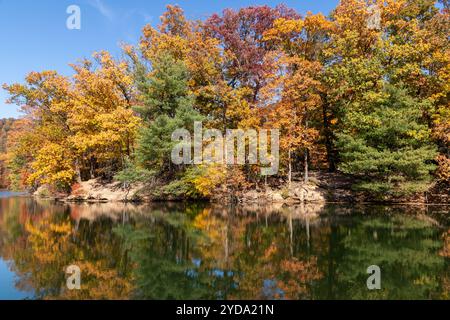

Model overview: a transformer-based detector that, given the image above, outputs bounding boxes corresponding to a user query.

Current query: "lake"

[0,191,448,300]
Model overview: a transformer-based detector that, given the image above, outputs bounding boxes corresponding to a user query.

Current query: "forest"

[0,118,15,188]
[0,0,449,201]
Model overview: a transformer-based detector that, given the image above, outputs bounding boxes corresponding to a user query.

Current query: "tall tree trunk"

[304,118,310,183]
[90,156,95,179]
[126,134,131,157]
[304,148,309,183]
[222,102,227,134]
[75,159,82,183]
[288,149,292,187]
[321,94,336,172]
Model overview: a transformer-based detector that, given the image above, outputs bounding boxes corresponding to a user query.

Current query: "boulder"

[272,192,284,202]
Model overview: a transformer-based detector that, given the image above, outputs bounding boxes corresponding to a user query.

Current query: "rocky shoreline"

[31,171,449,205]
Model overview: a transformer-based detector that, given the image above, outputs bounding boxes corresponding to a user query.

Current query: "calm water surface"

[0,191,448,300]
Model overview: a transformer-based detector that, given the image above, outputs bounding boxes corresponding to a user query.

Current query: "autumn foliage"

[1,1,449,197]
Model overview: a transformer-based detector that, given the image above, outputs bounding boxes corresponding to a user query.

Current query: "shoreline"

[8,171,449,206]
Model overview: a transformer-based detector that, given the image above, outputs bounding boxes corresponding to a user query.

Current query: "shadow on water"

[0,193,448,300]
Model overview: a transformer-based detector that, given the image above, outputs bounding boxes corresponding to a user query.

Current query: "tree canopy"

[1,1,448,198]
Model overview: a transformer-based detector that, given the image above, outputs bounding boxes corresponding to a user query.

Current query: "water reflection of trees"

[0,197,448,300]
[0,198,133,299]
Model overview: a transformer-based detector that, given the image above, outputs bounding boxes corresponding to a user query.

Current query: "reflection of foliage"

[113,213,213,299]
[277,257,322,300]
[322,215,447,300]
[440,230,450,258]
[59,260,133,300]
[3,206,133,299]
[0,198,448,300]
[222,216,324,300]
[0,197,25,254]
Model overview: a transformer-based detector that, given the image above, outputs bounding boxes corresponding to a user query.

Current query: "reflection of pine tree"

[113,211,216,299]
[312,211,446,300]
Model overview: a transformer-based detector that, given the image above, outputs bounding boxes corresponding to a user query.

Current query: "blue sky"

[0,0,339,118]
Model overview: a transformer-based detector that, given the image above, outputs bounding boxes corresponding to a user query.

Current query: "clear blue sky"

[0,0,339,118]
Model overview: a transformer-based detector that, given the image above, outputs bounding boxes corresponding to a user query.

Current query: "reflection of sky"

[263,279,284,300]
[0,259,32,300]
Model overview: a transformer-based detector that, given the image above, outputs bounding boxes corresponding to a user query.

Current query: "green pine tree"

[133,53,195,120]
[336,85,437,196]
[134,53,203,173]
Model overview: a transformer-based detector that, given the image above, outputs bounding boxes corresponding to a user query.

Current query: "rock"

[291,184,325,203]
[245,190,259,201]
[293,187,305,202]
[66,194,85,202]
[64,179,145,203]
[272,192,284,202]
[33,185,52,198]
[241,189,286,204]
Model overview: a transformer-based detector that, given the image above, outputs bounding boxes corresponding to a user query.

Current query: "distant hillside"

[0,118,16,188]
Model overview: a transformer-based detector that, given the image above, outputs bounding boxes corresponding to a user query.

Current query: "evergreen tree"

[336,85,437,196]
[134,53,203,172]
[133,54,195,120]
